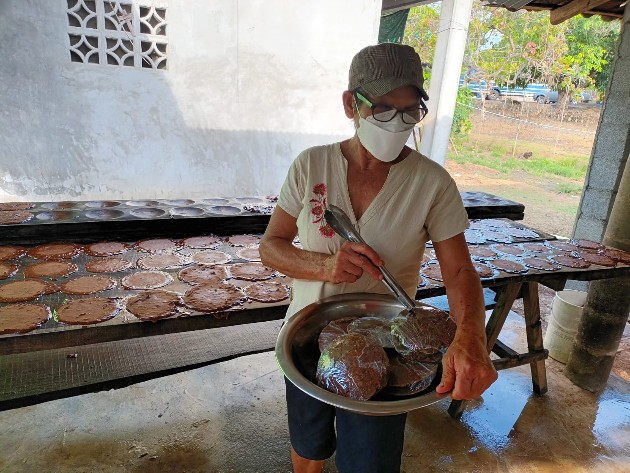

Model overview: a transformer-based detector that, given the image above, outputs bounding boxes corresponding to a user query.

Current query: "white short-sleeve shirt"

[278,142,469,319]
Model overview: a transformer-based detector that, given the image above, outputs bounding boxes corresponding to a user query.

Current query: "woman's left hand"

[435,334,498,400]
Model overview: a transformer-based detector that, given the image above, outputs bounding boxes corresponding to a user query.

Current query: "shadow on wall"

[0,1,349,201]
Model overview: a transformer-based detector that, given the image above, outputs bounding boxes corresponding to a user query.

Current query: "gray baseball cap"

[348,43,429,101]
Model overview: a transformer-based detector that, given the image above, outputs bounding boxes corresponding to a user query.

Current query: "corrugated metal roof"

[483,0,536,10]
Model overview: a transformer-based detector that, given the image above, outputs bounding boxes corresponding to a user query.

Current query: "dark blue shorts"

[285,377,407,473]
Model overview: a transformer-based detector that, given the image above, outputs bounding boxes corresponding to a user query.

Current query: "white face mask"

[355,102,415,163]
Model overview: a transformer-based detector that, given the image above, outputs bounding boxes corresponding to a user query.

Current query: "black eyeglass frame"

[354,91,428,125]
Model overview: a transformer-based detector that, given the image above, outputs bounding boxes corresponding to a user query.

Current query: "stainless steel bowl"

[275,293,451,416]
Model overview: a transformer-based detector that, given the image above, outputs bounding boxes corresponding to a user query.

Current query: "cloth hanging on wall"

[378,9,410,44]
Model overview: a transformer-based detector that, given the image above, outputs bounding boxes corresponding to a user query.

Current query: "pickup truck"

[459,78,558,104]
[488,83,558,104]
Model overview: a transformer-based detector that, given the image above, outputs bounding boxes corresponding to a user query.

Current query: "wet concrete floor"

[0,311,629,473]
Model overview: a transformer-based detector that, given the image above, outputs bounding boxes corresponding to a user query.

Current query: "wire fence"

[456,102,597,135]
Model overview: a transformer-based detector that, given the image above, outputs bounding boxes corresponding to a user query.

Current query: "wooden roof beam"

[550,0,610,25]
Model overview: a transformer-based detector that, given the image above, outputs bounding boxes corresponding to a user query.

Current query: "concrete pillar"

[419,0,473,165]
[571,4,630,244]
[565,156,630,391]
[563,4,630,391]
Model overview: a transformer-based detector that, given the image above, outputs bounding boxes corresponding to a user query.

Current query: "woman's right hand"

[325,242,384,284]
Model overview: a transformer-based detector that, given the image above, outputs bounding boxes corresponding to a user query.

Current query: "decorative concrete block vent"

[66,0,167,69]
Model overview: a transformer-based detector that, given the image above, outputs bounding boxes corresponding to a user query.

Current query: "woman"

[259,43,497,473]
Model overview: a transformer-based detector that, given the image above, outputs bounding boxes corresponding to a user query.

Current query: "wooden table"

[1,226,628,413]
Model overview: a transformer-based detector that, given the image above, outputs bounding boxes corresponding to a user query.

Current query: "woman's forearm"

[259,236,331,282]
[444,267,487,341]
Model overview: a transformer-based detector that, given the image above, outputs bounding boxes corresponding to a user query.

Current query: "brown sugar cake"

[135,238,180,253]
[191,250,232,266]
[85,242,130,256]
[421,263,443,282]
[0,202,35,211]
[242,280,289,303]
[468,246,497,259]
[602,247,630,265]
[386,356,438,396]
[577,251,616,267]
[483,230,512,244]
[181,235,222,249]
[85,257,133,273]
[347,316,394,349]
[547,240,579,253]
[27,242,83,260]
[572,239,604,251]
[0,262,19,280]
[0,210,34,224]
[473,262,495,279]
[492,244,526,256]
[318,317,358,352]
[60,276,116,295]
[125,290,181,322]
[24,261,78,278]
[229,262,276,281]
[0,246,26,261]
[522,257,560,271]
[236,247,261,261]
[178,265,228,285]
[57,297,120,325]
[504,227,540,239]
[183,283,246,313]
[490,259,528,274]
[316,333,390,401]
[0,303,51,334]
[391,306,456,362]
[227,234,261,247]
[122,271,173,290]
[0,280,58,303]
[521,242,551,254]
[137,254,188,270]
[551,254,591,269]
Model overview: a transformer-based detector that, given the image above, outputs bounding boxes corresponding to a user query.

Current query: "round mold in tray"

[41,201,77,210]
[162,199,195,206]
[201,198,230,205]
[169,206,205,217]
[85,209,125,220]
[130,207,166,218]
[232,197,264,204]
[35,210,77,221]
[126,200,160,207]
[207,205,242,216]
[84,201,121,208]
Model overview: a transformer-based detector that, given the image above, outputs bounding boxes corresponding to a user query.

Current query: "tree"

[402,2,620,96]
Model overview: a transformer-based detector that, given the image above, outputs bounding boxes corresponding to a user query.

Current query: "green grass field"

[450,136,589,181]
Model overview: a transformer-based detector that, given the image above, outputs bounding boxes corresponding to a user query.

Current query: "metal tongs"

[324,205,417,315]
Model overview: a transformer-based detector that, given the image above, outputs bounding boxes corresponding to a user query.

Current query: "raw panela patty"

[0,303,51,334]
[122,271,173,290]
[0,280,58,302]
[60,276,116,295]
[126,290,181,321]
[24,261,78,278]
[57,298,120,325]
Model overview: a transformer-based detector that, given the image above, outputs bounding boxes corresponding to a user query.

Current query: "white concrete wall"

[0,0,381,201]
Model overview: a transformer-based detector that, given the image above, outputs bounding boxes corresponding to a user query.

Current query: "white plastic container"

[544,290,588,363]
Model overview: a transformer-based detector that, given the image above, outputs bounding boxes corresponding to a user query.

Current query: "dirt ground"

[449,100,629,382]
[446,100,602,237]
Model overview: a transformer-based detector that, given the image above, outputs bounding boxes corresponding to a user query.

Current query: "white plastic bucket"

[543,290,588,363]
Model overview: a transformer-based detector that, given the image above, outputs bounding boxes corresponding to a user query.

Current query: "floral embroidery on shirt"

[309,183,335,238]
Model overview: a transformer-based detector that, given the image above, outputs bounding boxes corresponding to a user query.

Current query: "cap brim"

[361,77,429,101]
